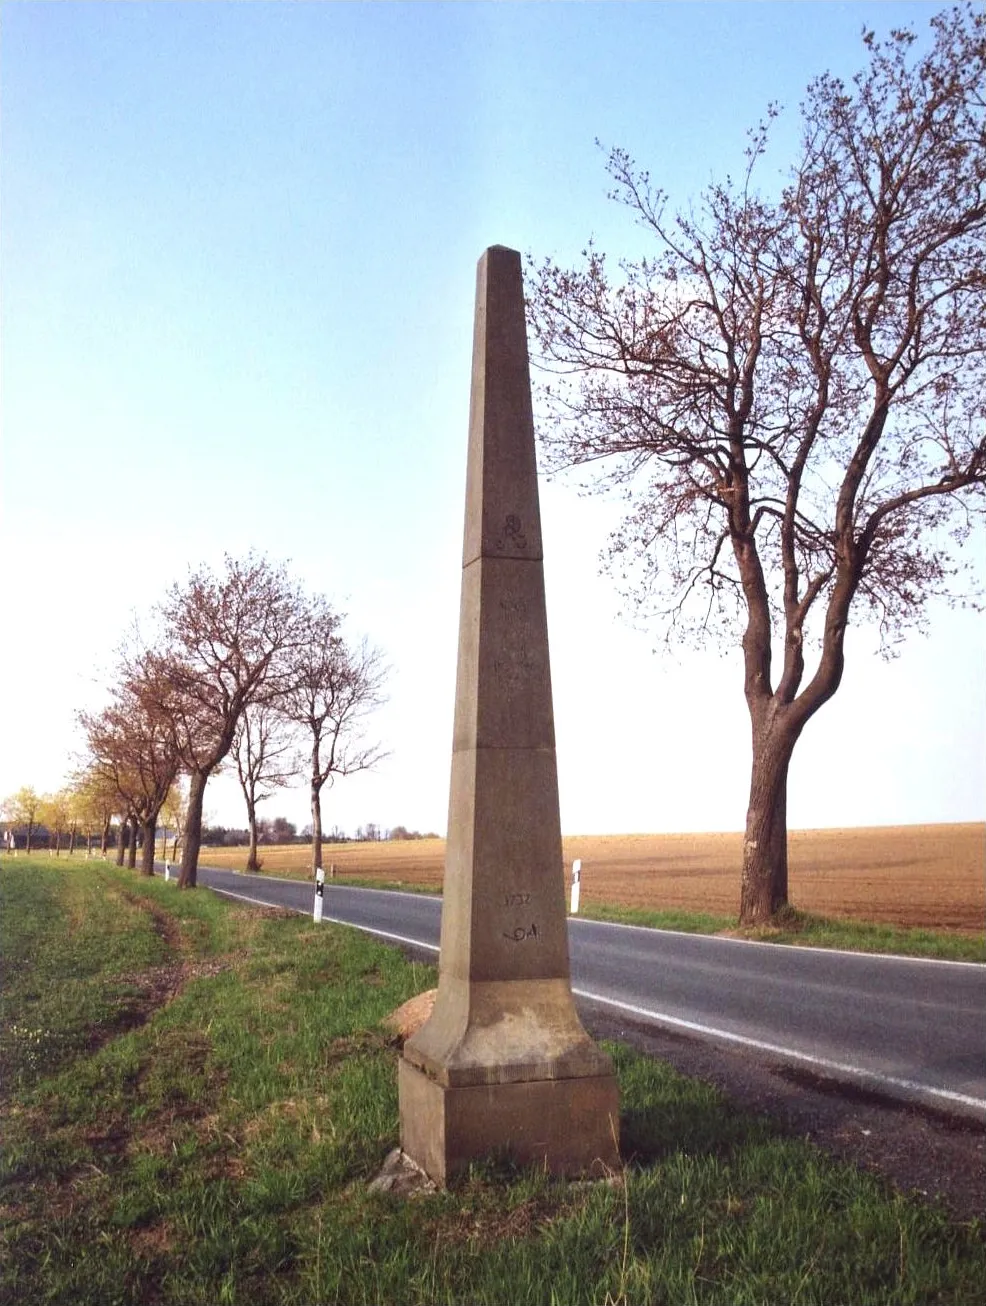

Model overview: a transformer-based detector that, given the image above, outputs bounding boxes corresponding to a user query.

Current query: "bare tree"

[527,6,985,924]
[281,600,388,876]
[232,703,299,871]
[151,554,305,888]
[81,665,181,877]
[160,783,186,864]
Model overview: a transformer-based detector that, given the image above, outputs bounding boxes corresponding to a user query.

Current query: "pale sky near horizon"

[2,1,983,839]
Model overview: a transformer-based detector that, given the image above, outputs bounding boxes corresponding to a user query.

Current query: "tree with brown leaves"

[81,667,181,877]
[69,767,119,856]
[527,5,985,924]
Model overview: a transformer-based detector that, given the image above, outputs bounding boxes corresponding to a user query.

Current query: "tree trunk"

[116,818,127,866]
[245,796,260,871]
[179,770,208,889]
[739,716,800,925]
[310,780,323,876]
[140,818,157,876]
[101,819,111,857]
[26,822,33,854]
[127,820,138,869]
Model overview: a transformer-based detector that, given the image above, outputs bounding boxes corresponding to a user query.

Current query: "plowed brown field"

[203,822,985,933]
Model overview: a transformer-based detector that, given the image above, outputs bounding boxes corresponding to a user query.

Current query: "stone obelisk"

[398,246,619,1184]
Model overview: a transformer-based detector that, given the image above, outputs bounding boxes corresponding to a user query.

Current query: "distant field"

[199,822,985,934]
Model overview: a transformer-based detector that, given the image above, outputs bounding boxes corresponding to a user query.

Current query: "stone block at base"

[398,1057,620,1186]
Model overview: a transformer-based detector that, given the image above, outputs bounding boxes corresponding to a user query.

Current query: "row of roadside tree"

[3,553,387,889]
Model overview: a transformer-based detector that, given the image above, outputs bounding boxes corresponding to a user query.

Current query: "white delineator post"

[570,859,582,914]
[314,867,325,922]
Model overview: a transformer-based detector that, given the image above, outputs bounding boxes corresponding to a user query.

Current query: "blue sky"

[2,1,982,837]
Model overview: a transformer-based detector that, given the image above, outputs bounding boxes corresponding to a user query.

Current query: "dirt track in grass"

[201,822,985,933]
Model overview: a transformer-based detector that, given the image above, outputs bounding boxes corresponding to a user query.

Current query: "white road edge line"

[322,916,441,952]
[206,886,440,952]
[204,868,432,903]
[571,917,985,968]
[203,870,983,968]
[207,887,308,913]
[572,986,986,1114]
[206,883,985,1115]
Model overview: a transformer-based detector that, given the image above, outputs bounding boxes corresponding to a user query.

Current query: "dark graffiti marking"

[502,923,540,943]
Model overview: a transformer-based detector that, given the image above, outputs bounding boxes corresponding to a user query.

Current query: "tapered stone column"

[398,246,619,1184]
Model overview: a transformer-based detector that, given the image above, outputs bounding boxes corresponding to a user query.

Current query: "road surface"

[189,864,986,1119]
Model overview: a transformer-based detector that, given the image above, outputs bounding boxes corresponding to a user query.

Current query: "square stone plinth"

[398,1057,620,1186]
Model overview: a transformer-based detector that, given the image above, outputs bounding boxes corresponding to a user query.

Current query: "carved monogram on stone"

[495,514,528,552]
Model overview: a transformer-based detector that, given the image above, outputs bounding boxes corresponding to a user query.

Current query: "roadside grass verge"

[583,903,986,963]
[723,905,986,963]
[327,874,440,896]
[3,857,982,1305]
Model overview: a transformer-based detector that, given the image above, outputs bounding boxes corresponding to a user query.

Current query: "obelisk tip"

[482,244,521,261]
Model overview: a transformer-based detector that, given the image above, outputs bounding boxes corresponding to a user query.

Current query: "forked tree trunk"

[739,718,801,925]
[179,770,208,888]
[116,819,127,866]
[140,819,157,876]
[310,779,324,876]
[127,820,138,869]
[245,797,260,872]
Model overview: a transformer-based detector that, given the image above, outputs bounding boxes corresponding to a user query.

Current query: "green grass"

[4,856,983,1305]
[583,904,737,936]
[582,903,986,963]
[329,875,441,896]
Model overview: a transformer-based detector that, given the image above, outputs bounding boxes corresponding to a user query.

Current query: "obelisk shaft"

[399,246,618,1183]
[444,244,569,987]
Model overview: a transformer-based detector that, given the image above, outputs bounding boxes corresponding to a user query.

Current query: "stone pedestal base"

[398,1058,620,1186]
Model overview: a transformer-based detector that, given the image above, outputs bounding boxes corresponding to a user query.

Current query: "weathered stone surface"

[399,1060,620,1186]
[461,248,543,570]
[403,976,612,1087]
[452,556,555,753]
[399,245,619,1183]
[367,1146,438,1196]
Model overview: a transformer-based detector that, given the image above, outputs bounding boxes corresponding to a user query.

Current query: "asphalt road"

[191,864,986,1119]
